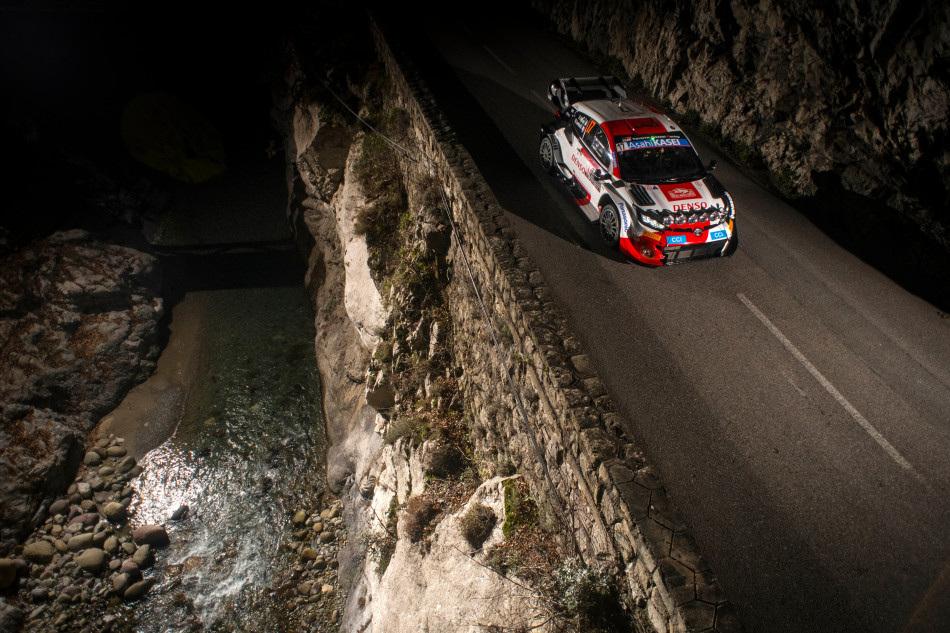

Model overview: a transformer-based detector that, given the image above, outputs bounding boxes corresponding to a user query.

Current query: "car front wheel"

[599,204,621,247]
[539,136,556,174]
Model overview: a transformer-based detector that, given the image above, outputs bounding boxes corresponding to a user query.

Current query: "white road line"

[482,45,516,75]
[738,293,931,489]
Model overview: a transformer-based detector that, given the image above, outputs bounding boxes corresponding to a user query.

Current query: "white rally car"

[539,76,737,265]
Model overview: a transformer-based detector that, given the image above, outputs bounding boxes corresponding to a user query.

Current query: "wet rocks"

[7,435,171,633]
[132,525,169,547]
[102,502,127,523]
[0,558,16,588]
[22,541,56,565]
[278,494,346,630]
[75,548,106,573]
[0,230,163,554]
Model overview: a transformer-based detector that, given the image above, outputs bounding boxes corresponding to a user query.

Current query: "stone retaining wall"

[371,23,741,633]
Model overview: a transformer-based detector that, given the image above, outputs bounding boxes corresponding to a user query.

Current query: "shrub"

[502,478,537,538]
[403,495,440,542]
[460,502,497,549]
[549,557,632,632]
[383,414,431,446]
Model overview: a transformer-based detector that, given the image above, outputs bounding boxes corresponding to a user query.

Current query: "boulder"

[118,560,141,578]
[0,233,162,554]
[48,499,70,516]
[0,599,23,631]
[83,452,102,467]
[67,533,94,552]
[102,502,127,523]
[103,536,119,555]
[75,548,106,573]
[123,578,155,601]
[0,559,16,589]
[170,504,189,521]
[22,541,55,564]
[131,545,153,568]
[112,573,131,595]
[115,456,137,474]
[68,512,99,527]
[132,525,169,547]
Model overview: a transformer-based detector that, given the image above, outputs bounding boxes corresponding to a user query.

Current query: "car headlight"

[662,215,672,227]
[674,213,686,225]
[637,209,665,231]
[699,212,709,222]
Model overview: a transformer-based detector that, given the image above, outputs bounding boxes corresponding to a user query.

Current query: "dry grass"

[460,502,496,549]
[403,494,441,543]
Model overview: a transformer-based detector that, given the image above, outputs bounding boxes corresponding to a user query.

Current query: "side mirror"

[707,159,717,171]
[593,169,612,181]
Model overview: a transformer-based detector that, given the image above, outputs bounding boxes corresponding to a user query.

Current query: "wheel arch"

[597,194,616,213]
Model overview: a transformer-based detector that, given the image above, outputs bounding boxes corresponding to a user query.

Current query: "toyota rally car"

[539,76,738,265]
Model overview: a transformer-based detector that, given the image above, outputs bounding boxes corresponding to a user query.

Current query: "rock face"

[532,0,950,252]
[0,229,163,554]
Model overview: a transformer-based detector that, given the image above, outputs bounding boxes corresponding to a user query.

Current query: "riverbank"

[91,294,207,460]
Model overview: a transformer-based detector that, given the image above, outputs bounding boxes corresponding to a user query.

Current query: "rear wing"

[548,76,627,111]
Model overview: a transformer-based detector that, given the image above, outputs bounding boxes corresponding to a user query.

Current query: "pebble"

[103,536,119,555]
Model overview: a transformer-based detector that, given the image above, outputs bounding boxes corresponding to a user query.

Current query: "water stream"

[118,286,325,632]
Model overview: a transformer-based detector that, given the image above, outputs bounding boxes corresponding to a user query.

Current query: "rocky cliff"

[532,0,950,256]
[0,231,163,555]
[282,12,740,631]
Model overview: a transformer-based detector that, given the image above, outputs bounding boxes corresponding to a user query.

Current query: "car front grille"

[663,240,726,264]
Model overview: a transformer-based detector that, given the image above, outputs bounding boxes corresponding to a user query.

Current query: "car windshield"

[616,142,705,184]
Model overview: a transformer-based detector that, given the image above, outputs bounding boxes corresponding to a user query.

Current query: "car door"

[568,112,610,196]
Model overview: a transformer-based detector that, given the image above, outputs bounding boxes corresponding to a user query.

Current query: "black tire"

[599,204,621,247]
[539,136,557,175]
[723,223,739,257]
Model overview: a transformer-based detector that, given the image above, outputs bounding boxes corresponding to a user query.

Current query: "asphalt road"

[390,11,950,633]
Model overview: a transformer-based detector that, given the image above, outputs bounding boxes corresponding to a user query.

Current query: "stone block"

[695,571,727,606]
[677,600,716,632]
[634,467,664,490]
[606,460,636,484]
[581,377,607,398]
[655,557,693,602]
[617,481,651,520]
[714,603,744,633]
[647,593,671,633]
[670,532,706,573]
[648,488,688,533]
[580,428,619,465]
[634,557,654,594]
[637,517,673,561]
